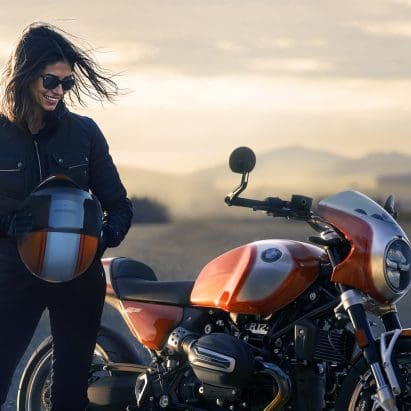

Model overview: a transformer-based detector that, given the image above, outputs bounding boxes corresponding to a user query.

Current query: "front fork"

[336,289,403,411]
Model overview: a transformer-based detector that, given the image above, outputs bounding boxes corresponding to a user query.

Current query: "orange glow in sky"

[1,1,411,173]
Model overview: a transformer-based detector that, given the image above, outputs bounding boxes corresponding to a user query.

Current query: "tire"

[335,337,411,411]
[17,330,128,411]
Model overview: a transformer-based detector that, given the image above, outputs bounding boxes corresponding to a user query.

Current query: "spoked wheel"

[17,334,121,411]
[348,365,411,411]
[336,338,411,411]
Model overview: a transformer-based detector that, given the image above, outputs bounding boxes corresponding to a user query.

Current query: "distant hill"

[117,165,225,217]
[118,148,411,218]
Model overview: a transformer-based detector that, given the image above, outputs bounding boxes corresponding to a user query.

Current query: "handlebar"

[225,193,349,256]
[225,194,313,220]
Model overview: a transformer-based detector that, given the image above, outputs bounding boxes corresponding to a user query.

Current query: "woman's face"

[30,61,73,113]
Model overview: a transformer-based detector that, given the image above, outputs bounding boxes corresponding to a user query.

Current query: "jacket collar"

[41,100,68,133]
[0,101,69,135]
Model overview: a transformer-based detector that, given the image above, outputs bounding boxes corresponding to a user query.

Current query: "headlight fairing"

[384,239,411,294]
[317,191,411,303]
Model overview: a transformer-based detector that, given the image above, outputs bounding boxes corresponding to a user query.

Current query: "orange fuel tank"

[190,240,326,316]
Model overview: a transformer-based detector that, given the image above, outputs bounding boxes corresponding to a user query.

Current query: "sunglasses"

[40,74,75,91]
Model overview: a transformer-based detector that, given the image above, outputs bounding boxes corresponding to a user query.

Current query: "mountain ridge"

[117,147,411,217]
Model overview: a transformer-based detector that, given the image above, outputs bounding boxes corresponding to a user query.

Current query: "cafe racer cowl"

[17,175,103,282]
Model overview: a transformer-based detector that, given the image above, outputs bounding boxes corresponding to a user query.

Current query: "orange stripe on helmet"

[18,231,47,276]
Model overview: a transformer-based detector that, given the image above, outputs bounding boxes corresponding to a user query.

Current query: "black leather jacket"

[0,102,133,248]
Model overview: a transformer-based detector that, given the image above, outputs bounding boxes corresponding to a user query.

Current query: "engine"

[163,328,291,410]
[188,333,255,399]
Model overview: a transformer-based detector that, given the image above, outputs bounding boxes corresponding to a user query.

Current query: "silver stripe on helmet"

[41,232,81,281]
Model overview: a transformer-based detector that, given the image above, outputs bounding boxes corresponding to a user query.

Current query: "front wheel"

[17,331,129,411]
[335,337,411,411]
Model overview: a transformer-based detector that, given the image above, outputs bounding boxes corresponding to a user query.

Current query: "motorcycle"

[17,146,411,410]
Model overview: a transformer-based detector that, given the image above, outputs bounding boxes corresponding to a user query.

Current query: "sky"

[1,0,411,173]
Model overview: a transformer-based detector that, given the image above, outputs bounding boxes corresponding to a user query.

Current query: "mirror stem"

[225,172,249,205]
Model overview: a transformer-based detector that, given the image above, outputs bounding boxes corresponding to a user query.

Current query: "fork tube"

[342,295,379,365]
[381,311,402,331]
[341,289,397,409]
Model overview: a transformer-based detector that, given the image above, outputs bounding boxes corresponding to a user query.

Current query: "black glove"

[101,224,121,248]
[95,224,121,261]
[0,212,33,238]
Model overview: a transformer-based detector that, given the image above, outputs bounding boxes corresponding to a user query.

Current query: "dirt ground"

[6,218,411,410]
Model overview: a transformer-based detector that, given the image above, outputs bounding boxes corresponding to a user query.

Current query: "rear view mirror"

[229,147,256,174]
[225,147,256,205]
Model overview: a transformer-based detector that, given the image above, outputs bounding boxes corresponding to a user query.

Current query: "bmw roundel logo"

[261,248,282,263]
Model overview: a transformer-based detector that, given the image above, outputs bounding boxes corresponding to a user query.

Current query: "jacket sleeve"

[87,119,133,247]
[0,214,11,237]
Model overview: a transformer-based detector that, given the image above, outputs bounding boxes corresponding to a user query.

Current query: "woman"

[0,23,133,410]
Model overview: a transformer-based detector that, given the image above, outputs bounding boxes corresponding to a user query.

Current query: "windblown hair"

[0,22,118,128]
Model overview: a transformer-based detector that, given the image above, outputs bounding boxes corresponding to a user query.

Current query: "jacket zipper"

[34,140,43,182]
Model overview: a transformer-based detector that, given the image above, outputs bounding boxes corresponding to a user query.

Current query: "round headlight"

[384,239,411,293]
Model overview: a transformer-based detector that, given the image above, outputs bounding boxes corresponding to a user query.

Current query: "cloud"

[249,58,334,74]
[351,21,411,38]
[78,70,411,173]
[0,40,14,66]
[2,1,411,80]
[2,0,411,174]
[216,41,243,52]
[113,72,411,113]
[94,43,158,68]
[391,0,411,6]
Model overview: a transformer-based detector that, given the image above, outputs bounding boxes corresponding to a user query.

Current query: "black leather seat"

[109,257,194,306]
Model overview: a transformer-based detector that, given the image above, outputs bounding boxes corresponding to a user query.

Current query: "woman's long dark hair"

[0,22,118,128]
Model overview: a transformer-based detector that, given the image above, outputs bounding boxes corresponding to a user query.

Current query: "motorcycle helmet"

[17,175,103,282]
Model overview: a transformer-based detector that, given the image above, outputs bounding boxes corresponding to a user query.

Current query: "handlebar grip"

[226,194,312,219]
[225,196,270,208]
